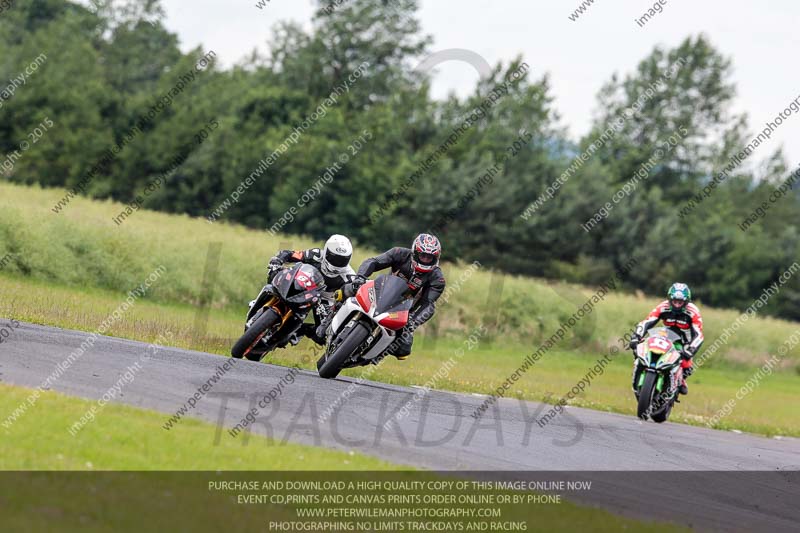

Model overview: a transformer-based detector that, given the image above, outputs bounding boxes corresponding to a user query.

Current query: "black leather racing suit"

[356,247,446,357]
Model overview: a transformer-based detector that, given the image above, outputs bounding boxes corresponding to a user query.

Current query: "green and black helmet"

[667,282,691,308]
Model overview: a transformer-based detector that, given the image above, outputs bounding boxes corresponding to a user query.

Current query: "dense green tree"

[1,0,798,321]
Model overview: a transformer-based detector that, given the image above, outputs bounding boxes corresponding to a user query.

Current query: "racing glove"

[628,334,641,350]
[267,256,283,276]
[352,274,367,289]
[341,280,361,299]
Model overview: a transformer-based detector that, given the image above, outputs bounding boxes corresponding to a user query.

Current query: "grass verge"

[0,382,395,470]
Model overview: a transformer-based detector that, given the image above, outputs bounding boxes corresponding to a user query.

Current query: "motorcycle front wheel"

[650,391,674,423]
[637,372,658,420]
[231,308,281,361]
[317,320,370,379]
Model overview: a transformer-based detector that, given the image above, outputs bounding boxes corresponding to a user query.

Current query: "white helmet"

[321,234,353,277]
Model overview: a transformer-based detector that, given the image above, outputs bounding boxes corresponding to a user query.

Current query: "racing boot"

[679,365,693,395]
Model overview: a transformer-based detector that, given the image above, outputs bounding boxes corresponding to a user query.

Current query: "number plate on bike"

[647,336,672,354]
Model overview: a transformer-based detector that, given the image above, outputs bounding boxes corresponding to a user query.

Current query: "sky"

[157,0,800,166]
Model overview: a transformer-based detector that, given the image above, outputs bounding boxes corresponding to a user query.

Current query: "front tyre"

[637,372,657,420]
[318,321,370,379]
[651,392,674,423]
[231,309,281,361]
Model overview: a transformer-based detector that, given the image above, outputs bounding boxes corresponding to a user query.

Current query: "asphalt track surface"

[2,322,799,532]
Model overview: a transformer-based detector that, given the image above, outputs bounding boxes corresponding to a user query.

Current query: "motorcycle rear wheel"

[231,308,281,361]
[317,320,370,379]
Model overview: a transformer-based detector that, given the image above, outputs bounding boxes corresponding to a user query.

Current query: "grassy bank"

[0,383,394,470]
[0,181,798,372]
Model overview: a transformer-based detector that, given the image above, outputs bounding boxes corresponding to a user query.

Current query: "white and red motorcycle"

[316,274,413,379]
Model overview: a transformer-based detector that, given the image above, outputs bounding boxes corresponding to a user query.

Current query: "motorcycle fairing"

[635,327,683,394]
[273,263,325,309]
[328,274,414,363]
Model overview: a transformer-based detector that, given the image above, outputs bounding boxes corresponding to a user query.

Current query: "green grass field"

[0,383,395,470]
[0,181,798,438]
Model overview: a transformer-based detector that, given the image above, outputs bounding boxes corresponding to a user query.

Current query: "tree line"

[1,0,798,321]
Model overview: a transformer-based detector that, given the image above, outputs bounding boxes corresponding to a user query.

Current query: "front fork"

[632,361,643,395]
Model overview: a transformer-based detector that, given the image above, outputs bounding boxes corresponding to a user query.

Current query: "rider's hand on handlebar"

[628,335,641,350]
[352,275,367,288]
[266,257,283,281]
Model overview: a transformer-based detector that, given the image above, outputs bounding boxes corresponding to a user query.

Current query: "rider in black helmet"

[348,233,446,360]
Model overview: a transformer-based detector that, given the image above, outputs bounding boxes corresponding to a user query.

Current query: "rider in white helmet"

[267,234,355,344]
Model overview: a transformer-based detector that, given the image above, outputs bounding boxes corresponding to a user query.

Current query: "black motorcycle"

[231,263,325,361]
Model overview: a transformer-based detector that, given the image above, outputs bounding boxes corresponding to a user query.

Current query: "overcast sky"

[157,0,800,166]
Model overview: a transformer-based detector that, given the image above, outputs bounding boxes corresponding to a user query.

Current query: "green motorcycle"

[633,327,685,422]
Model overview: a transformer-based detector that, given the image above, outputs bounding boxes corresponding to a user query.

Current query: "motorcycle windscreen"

[649,326,683,345]
[372,274,413,315]
[281,264,325,308]
[273,267,297,299]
